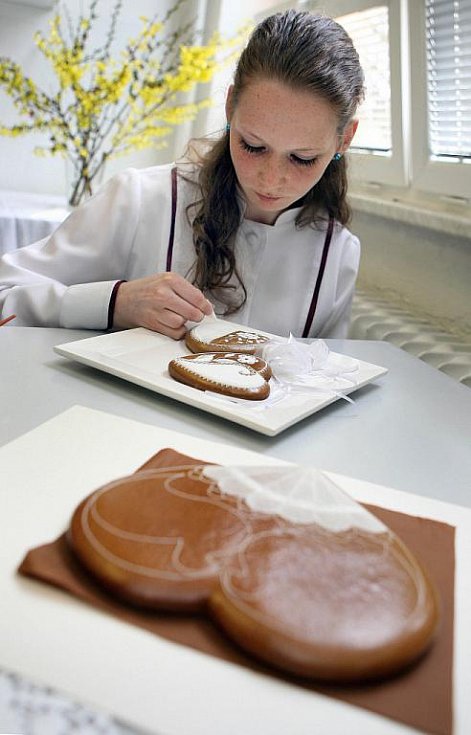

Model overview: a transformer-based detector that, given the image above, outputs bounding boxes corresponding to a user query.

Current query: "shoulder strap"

[302,217,334,338]
[166,166,178,272]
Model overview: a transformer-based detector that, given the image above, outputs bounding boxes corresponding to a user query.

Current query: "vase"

[65,159,106,208]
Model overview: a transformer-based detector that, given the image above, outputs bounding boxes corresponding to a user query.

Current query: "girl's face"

[226,78,356,225]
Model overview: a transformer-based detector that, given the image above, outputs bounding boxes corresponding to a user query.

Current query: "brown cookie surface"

[168,352,270,400]
[209,524,440,682]
[67,451,440,682]
[68,464,274,611]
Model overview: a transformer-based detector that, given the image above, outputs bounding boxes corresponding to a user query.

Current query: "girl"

[0,10,364,339]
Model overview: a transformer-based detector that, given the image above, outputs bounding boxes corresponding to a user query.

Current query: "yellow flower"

[0,0,242,206]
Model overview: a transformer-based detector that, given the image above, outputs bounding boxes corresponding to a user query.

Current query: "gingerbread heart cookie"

[185,321,269,355]
[168,352,270,400]
[67,450,440,682]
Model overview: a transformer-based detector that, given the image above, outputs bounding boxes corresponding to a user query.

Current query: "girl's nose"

[259,155,286,188]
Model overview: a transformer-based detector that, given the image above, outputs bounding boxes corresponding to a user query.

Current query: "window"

[268,0,471,201]
[426,0,471,161]
[335,6,392,154]
[410,0,471,197]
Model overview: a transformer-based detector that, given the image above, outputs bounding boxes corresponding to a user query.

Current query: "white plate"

[54,324,388,436]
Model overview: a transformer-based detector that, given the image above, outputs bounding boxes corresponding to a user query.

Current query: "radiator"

[348,287,471,388]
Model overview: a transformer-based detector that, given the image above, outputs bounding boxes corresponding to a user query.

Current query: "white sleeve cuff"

[60,281,117,330]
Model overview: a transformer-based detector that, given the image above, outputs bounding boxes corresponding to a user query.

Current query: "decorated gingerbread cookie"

[168,352,271,400]
[185,321,269,355]
[68,450,440,682]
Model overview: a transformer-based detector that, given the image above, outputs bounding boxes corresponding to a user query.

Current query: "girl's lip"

[256,191,282,201]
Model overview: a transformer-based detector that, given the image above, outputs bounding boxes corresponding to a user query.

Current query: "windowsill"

[350,184,471,239]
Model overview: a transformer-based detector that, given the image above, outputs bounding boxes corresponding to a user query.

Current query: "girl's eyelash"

[291,155,317,167]
[239,139,264,155]
[239,139,317,167]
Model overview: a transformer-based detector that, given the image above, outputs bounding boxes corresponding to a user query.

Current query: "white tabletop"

[1,326,470,507]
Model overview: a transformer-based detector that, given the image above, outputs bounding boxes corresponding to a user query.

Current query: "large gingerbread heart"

[68,449,440,682]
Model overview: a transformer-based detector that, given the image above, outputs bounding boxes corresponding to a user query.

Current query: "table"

[1,328,471,734]
[1,327,470,506]
[0,189,69,254]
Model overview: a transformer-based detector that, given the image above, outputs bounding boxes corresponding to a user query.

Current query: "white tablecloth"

[0,667,143,735]
[0,189,69,254]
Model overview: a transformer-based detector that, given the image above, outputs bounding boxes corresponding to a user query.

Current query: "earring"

[225,122,231,133]
[333,152,342,161]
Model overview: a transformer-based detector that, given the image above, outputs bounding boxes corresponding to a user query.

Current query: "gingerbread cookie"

[68,450,440,682]
[225,352,272,380]
[168,352,270,400]
[68,460,276,611]
[185,321,269,355]
[209,524,439,681]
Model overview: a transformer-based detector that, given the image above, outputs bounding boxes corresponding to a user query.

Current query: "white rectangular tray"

[54,325,388,436]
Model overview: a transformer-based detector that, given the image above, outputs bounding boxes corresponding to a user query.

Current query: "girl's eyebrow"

[238,128,265,143]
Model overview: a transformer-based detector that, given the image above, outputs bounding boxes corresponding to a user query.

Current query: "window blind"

[336,6,392,153]
[426,0,471,160]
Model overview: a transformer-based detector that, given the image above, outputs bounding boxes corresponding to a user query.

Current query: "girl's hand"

[112,272,213,338]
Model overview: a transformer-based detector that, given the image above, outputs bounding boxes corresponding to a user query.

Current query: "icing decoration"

[185,315,269,354]
[205,465,385,532]
[171,356,266,389]
[168,353,270,400]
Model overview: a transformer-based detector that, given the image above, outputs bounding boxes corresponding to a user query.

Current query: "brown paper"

[18,450,455,735]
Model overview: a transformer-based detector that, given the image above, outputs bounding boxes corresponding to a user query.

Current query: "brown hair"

[186,10,365,315]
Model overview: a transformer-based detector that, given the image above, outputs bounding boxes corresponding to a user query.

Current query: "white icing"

[185,353,260,367]
[189,318,267,346]
[231,354,258,364]
[184,354,220,364]
[204,465,386,533]
[215,331,267,344]
[190,320,236,342]
[173,357,266,389]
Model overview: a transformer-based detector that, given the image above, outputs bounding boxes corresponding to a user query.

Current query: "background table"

[2,327,470,507]
[0,189,69,254]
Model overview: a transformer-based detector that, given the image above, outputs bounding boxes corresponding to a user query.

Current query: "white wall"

[351,211,471,336]
[0,0,210,196]
[0,0,279,197]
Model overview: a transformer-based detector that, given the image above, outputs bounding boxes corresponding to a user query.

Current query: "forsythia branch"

[0,0,246,206]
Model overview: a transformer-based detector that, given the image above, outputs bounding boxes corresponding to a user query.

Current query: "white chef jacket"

[0,163,360,338]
